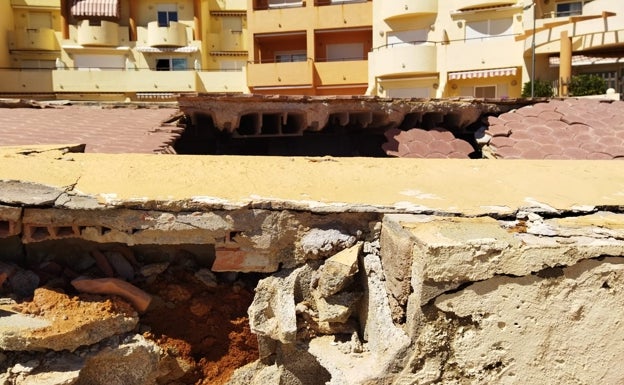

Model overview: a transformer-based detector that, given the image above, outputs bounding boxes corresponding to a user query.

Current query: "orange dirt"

[7,262,258,385]
[140,268,259,385]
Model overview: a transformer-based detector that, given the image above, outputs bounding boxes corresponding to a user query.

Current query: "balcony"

[10,0,58,6]
[77,20,126,47]
[315,0,372,29]
[452,0,516,11]
[9,28,58,51]
[370,44,437,78]
[0,69,54,93]
[52,69,199,93]
[146,21,188,47]
[247,60,313,87]
[380,0,437,21]
[314,60,367,86]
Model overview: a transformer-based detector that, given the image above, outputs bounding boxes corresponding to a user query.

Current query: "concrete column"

[129,0,137,41]
[60,0,69,39]
[559,30,572,97]
[193,0,202,41]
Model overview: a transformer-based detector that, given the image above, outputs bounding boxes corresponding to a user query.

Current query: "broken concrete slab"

[0,288,138,352]
[315,242,361,297]
[425,257,624,384]
[2,146,624,216]
[0,181,66,206]
[314,291,361,323]
[300,229,357,260]
[358,253,410,371]
[248,266,310,344]
[386,214,624,286]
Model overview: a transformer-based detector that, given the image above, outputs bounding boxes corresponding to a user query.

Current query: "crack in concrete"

[426,254,624,305]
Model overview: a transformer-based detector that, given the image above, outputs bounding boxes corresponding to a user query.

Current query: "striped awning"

[448,67,517,80]
[71,0,120,18]
[549,55,624,67]
[136,46,199,53]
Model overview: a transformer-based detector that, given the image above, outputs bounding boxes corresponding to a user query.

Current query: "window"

[268,0,303,8]
[475,85,496,98]
[156,58,187,71]
[275,51,307,62]
[220,60,245,71]
[28,12,52,29]
[74,54,125,70]
[223,16,243,33]
[465,18,513,42]
[326,43,363,61]
[556,2,583,17]
[387,87,430,98]
[157,4,178,27]
[21,59,56,69]
[387,29,428,47]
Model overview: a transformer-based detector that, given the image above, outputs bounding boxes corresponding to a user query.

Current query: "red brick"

[212,247,277,273]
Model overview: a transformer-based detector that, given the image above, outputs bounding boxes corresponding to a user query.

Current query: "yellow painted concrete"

[246,0,372,93]
[0,2,14,68]
[1,145,623,216]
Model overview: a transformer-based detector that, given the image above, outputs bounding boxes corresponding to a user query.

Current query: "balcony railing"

[247,59,313,87]
[0,67,250,94]
[370,42,437,77]
[146,21,188,47]
[314,59,367,85]
[77,20,123,47]
[9,28,58,51]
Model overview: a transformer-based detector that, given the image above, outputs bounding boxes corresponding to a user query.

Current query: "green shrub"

[521,79,554,98]
[569,74,607,96]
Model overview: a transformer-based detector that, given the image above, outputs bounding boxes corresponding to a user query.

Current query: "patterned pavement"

[383,98,624,160]
[484,98,624,159]
[2,98,623,159]
[0,102,181,154]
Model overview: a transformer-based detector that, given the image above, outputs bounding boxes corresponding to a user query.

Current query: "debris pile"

[0,244,258,385]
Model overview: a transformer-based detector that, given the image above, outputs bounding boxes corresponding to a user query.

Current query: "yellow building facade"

[369,0,624,99]
[245,0,372,95]
[0,0,623,100]
[0,0,248,100]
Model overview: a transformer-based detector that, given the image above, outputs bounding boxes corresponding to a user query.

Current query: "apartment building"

[245,0,372,95]
[524,0,624,96]
[369,0,624,99]
[1,0,622,100]
[0,0,249,100]
[370,0,525,99]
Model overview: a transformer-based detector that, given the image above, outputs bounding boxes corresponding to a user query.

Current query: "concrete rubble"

[0,146,624,383]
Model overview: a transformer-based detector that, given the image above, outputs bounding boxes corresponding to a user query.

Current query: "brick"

[212,247,278,273]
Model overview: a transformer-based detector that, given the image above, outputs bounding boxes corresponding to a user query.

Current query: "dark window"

[556,2,582,17]
[156,59,170,71]
[157,11,178,27]
[156,58,187,71]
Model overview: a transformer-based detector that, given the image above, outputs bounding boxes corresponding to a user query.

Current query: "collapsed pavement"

[0,145,624,384]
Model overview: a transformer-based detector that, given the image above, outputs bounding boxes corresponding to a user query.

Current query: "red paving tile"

[383,127,475,159]
[0,104,180,154]
[485,98,624,160]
